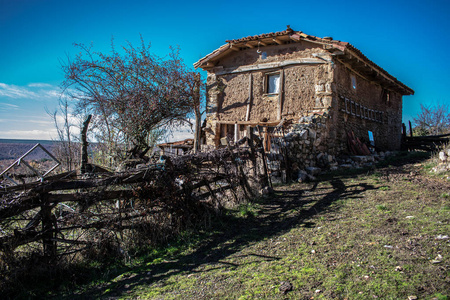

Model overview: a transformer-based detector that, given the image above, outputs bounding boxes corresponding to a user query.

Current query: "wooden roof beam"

[258,40,268,46]
[245,42,255,48]
[229,44,240,51]
[273,37,284,45]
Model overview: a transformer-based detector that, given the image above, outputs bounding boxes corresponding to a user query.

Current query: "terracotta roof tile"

[194,27,413,95]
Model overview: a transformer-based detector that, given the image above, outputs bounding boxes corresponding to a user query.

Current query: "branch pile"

[0,138,269,266]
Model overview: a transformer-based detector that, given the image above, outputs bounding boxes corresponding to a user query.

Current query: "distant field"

[0,139,56,161]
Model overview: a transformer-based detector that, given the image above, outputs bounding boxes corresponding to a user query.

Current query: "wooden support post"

[204,179,223,211]
[80,115,92,174]
[193,73,201,153]
[41,193,56,261]
[409,120,413,137]
[223,137,254,199]
[245,73,253,121]
[247,128,261,189]
[277,69,284,120]
[280,127,291,182]
[256,126,272,188]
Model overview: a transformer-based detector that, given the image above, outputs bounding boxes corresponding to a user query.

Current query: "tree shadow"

[67,178,376,299]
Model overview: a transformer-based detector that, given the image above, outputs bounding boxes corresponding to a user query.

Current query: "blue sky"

[0,0,449,140]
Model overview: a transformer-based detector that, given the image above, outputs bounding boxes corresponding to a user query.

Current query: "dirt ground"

[52,153,449,300]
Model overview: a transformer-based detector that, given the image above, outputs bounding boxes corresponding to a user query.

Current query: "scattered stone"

[297,170,308,183]
[439,151,447,162]
[436,235,449,240]
[352,156,367,163]
[395,266,403,271]
[327,154,334,163]
[306,166,321,176]
[408,296,418,300]
[405,216,415,219]
[431,254,443,264]
[299,129,308,139]
[311,249,316,254]
[315,289,321,293]
[307,174,317,181]
[340,164,353,169]
[366,155,375,162]
[279,281,293,294]
[384,245,393,249]
[260,186,273,195]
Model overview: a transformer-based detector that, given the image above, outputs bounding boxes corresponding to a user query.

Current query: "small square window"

[266,73,280,94]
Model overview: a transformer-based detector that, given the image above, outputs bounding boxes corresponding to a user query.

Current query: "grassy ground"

[47,153,450,299]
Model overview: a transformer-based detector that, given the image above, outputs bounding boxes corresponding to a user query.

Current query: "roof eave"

[193,29,414,95]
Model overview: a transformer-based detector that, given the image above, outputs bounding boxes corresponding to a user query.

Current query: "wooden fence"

[0,134,278,263]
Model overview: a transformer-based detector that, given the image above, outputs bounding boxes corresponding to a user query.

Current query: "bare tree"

[61,38,202,161]
[46,97,81,171]
[413,103,450,136]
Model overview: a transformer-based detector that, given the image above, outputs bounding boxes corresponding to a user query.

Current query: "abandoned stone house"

[194,26,414,163]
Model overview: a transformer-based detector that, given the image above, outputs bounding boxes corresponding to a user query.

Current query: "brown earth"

[47,153,449,300]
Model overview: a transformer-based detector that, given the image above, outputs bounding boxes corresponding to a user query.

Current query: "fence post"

[41,193,56,261]
[80,115,92,174]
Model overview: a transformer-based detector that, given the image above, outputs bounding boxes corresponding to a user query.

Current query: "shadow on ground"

[67,174,378,299]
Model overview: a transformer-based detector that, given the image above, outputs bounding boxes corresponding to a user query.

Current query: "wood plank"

[273,37,283,45]
[277,69,284,120]
[213,58,325,76]
[216,120,282,126]
[245,73,253,121]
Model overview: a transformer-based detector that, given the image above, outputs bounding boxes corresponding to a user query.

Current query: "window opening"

[351,75,357,90]
[266,73,280,94]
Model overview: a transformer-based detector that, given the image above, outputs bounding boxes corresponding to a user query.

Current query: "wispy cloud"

[27,83,54,88]
[0,103,20,109]
[0,82,61,101]
[0,129,58,140]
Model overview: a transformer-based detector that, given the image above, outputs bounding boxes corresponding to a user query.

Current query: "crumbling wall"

[285,113,335,171]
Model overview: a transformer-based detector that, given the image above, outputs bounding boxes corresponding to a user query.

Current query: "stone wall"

[331,62,403,151]
[284,113,336,172]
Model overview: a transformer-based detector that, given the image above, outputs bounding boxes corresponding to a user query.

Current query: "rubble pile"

[431,146,450,176]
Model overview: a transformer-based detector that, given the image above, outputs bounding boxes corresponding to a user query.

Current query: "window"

[266,73,280,94]
[351,74,357,90]
[382,89,390,103]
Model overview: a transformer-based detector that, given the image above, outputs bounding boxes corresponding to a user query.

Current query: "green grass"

[101,157,448,299]
[13,152,450,299]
